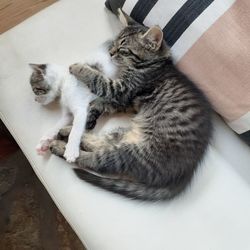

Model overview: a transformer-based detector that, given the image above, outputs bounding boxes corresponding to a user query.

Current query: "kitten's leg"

[63,111,86,163]
[85,98,107,130]
[57,131,105,151]
[86,97,128,130]
[74,124,144,177]
[50,126,155,185]
[69,63,135,105]
[82,128,128,151]
[57,125,72,140]
[57,126,127,151]
[51,127,128,155]
[36,110,72,155]
[50,139,93,168]
[54,133,110,153]
[50,127,143,178]
[50,139,137,179]
[50,140,67,158]
[75,146,130,176]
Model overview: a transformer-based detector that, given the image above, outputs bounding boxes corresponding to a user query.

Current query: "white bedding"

[1,1,250,249]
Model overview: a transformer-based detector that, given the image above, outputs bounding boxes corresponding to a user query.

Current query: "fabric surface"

[1,0,250,249]
[105,0,250,145]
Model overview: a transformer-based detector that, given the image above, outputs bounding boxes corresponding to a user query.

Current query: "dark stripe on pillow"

[239,130,250,146]
[163,0,214,47]
[105,0,126,14]
[130,0,158,23]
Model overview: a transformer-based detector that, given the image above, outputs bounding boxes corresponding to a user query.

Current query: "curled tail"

[74,169,185,201]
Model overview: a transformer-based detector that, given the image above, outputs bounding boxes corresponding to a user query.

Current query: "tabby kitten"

[50,10,212,201]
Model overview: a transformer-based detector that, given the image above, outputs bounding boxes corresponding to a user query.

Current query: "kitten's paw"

[36,147,47,155]
[69,63,83,75]
[69,63,92,77]
[49,140,66,157]
[58,126,72,138]
[85,99,103,130]
[63,144,80,163]
[36,138,53,155]
[85,117,97,130]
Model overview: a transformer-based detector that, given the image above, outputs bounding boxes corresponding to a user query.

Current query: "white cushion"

[1,0,250,249]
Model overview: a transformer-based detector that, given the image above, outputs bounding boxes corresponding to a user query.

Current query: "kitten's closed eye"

[118,47,141,61]
[33,87,47,95]
[118,48,129,55]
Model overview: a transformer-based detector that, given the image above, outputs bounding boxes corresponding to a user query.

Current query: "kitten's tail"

[74,169,185,201]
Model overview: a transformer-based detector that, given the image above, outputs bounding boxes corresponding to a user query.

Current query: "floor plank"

[0,0,58,34]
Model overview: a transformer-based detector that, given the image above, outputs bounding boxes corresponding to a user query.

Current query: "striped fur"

[50,17,212,201]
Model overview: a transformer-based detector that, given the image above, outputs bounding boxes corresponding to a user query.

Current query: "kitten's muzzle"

[35,96,41,102]
[69,65,74,74]
[35,95,47,104]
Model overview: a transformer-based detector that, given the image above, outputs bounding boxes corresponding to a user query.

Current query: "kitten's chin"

[35,96,54,105]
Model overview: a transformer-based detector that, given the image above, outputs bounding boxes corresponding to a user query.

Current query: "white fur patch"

[36,43,118,162]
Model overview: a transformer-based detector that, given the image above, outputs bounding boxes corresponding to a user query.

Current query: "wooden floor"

[0,0,58,34]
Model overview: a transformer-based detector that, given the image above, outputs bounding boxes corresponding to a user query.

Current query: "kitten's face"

[109,12,168,67]
[29,64,57,105]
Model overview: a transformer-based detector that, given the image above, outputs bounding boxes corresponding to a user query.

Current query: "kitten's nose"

[69,65,74,74]
[109,48,116,57]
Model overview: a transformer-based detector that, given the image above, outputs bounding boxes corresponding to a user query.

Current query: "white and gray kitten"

[29,43,117,162]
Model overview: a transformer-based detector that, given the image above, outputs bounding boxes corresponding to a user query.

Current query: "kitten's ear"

[141,26,163,50]
[118,8,137,26]
[29,64,47,74]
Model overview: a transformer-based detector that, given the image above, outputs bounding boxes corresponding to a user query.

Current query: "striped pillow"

[105,0,250,146]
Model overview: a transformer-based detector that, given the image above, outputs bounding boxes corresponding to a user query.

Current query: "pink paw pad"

[36,147,47,155]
